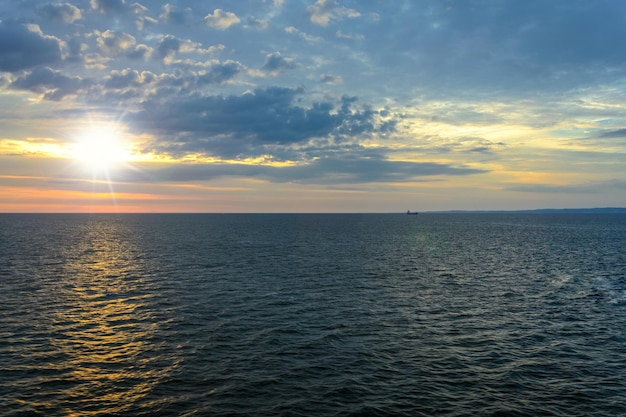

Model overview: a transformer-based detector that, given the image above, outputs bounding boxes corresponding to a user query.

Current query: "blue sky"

[1,0,625,212]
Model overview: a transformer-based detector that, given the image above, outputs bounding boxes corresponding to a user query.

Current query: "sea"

[1,213,625,416]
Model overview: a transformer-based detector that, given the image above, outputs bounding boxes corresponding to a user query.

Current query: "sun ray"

[66,118,139,211]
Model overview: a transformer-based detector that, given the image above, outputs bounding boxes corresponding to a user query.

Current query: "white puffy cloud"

[204,9,240,30]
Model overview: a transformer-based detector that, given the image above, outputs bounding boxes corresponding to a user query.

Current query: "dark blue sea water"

[1,213,625,416]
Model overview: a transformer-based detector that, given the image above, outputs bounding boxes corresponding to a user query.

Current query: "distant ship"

[406,210,418,215]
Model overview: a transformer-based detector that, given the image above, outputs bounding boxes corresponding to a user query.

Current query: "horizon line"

[1,207,625,215]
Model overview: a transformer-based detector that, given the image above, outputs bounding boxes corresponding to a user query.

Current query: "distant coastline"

[427,207,626,214]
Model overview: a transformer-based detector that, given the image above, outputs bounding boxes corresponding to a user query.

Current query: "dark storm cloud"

[132,87,389,157]
[10,66,89,100]
[0,22,62,72]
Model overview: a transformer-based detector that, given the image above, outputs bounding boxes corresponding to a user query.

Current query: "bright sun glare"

[72,126,132,170]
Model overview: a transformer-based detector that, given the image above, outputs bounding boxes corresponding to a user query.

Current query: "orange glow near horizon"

[0,186,191,213]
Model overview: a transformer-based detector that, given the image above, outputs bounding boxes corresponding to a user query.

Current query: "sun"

[71,126,133,171]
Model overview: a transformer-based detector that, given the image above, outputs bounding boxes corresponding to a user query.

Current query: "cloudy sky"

[1,0,625,212]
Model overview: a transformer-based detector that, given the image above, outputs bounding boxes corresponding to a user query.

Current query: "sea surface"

[1,213,625,416]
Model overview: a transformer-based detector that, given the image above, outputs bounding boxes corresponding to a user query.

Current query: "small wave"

[2,213,626,416]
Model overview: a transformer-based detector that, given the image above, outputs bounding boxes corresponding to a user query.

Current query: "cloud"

[113,152,484,185]
[40,3,83,23]
[284,26,320,42]
[103,68,154,89]
[204,9,240,30]
[130,87,392,159]
[245,17,269,30]
[93,64,245,102]
[160,3,190,25]
[0,23,62,72]
[63,36,87,63]
[197,61,243,85]
[336,30,364,40]
[505,180,626,194]
[156,35,224,65]
[90,0,126,14]
[94,29,137,55]
[126,43,152,60]
[261,52,295,75]
[10,66,88,100]
[307,0,361,26]
[598,129,626,138]
[293,155,485,184]
[132,4,158,30]
[319,74,342,84]
[157,34,180,59]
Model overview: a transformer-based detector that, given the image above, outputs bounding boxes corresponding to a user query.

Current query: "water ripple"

[1,213,625,416]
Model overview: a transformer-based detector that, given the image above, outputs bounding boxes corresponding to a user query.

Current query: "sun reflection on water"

[27,217,174,415]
